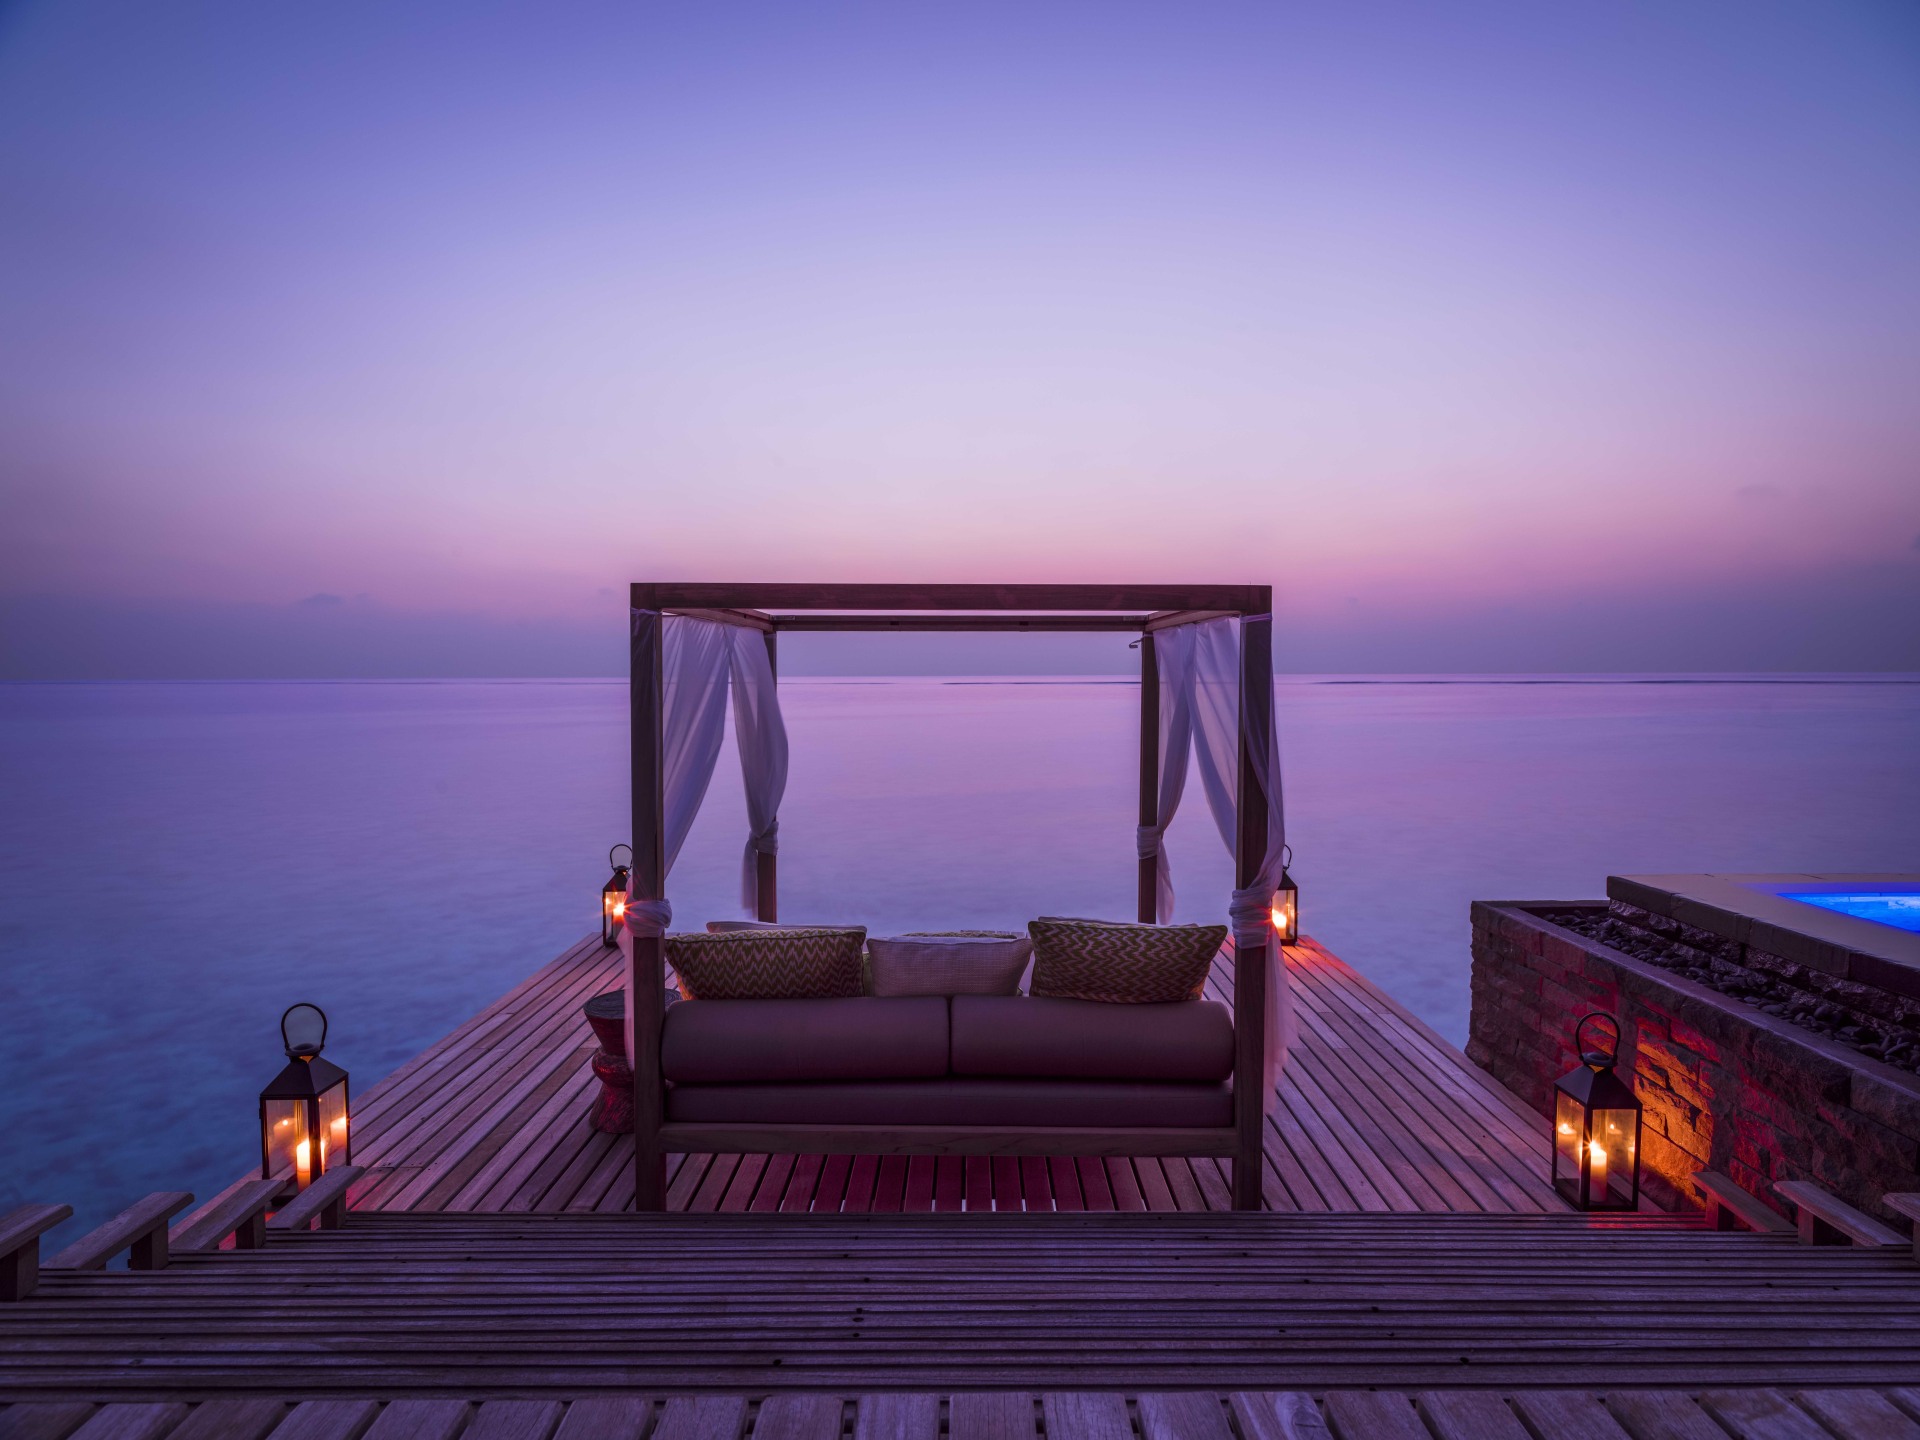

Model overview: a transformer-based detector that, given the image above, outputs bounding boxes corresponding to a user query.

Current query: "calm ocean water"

[2,675,1916,1241]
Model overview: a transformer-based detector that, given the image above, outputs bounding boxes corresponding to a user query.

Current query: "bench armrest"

[171,1178,285,1254]
[0,1204,74,1301]
[1692,1171,1792,1235]
[269,1166,364,1232]
[1774,1180,1905,1247]
[47,1192,194,1272]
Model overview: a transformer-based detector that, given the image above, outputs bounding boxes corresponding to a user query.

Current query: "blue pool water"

[1785,892,1920,933]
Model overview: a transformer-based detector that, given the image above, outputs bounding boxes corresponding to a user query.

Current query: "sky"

[1,0,1917,676]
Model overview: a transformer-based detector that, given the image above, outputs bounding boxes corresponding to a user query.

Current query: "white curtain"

[1137,641,1194,926]
[626,611,791,932]
[727,625,788,914]
[1153,616,1294,1099]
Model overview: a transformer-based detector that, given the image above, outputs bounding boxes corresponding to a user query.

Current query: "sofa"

[627,919,1270,1209]
[662,994,1236,1127]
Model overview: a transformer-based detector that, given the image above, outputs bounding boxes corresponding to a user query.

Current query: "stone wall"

[1468,900,1920,1222]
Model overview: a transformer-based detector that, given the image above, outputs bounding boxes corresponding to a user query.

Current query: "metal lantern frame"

[1552,1011,1642,1212]
[1271,845,1299,945]
[259,1003,350,1189]
[602,844,634,948]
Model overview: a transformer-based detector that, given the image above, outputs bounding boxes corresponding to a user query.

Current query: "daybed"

[620,583,1288,1210]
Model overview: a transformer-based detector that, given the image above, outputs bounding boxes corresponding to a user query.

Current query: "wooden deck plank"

[357,1402,469,1440]
[1227,1393,1330,1440]
[1137,1392,1231,1440]
[164,1400,287,1440]
[1795,1390,1920,1440]
[1039,1393,1130,1440]
[1698,1390,1835,1440]
[852,1395,938,1440]
[548,1400,651,1440]
[1603,1392,1730,1440]
[64,1407,187,1440]
[946,1394,1035,1440]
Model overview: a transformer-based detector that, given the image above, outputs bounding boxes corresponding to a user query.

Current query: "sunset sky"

[2,0,1917,675]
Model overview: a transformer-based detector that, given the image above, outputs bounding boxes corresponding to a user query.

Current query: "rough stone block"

[1850,1072,1920,1143]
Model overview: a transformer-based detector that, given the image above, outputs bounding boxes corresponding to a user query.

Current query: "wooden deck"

[17,1386,1920,1440]
[12,936,1920,1416]
[11,1210,1920,1403]
[333,934,1562,1216]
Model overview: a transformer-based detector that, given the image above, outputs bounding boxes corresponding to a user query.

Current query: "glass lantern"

[1552,1012,1642,1211]
[1270,847,1299,945]
[602,844,633,948]
[260,1003,350,1190]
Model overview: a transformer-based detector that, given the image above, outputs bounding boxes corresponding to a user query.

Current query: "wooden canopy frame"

[627,583,1275,1210]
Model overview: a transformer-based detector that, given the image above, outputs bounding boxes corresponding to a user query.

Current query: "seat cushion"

[665,1078,1232,1128]
[661,997,948,1083]
[951,996,1235,1082]
[1027,918,1225,1004]
[867,935,1034,998]
[666,927,866,1000]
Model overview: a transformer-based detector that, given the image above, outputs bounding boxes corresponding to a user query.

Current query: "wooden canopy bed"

[624,583,1278,1211]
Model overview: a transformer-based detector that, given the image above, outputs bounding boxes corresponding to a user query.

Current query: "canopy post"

[756,630,779,923]
[628,605,668,1211]
[1137,633,1159,924]
[1232,613,1274,1211]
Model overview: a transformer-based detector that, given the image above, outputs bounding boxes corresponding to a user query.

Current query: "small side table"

[582,988,675,1135]
[583,991,632,1134]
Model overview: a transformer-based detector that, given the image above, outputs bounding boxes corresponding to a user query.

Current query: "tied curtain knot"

[1228,886,1276,951]
[1135,825,1163,861]
[623,898,673,939]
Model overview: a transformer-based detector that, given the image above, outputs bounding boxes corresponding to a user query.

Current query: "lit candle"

[1589,1140,1609,1196]
[295,1138,312,1188]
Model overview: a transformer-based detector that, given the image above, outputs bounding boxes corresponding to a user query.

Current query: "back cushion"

[667,927,866,1000]
[951,995,1236,1081]
[1027,918,1225,1004]
[867,935,1034,998]
[663,997,949,1082]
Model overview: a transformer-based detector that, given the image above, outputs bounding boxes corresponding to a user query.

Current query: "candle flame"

[1589,1141,1608,1163]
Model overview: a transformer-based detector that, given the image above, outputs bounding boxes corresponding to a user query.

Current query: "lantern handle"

[1280,843,1293,872]
[1575,1011,1620,1066]
[280,1002,328,1060]
[609,843,633,870]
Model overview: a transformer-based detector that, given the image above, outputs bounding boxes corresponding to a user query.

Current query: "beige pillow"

[667,927,866,1000]
[1027,918,1225,1004]
[868,935,1034,998]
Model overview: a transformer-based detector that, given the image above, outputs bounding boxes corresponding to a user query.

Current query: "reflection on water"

[2,674,1915,1240]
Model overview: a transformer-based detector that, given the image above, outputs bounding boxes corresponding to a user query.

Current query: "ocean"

[2,675,1915,1242]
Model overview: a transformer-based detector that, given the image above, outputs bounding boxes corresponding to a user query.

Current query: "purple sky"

[2,1,1917,676]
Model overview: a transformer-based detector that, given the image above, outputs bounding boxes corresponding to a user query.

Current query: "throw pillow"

[868,934,1034,998]
[1027,918,1225,1004]
[667,927,867,1001]
[705,919,861,933]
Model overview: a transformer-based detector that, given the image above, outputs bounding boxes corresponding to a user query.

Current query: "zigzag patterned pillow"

[667,927,867,1000]
[1027,918,1226,1004]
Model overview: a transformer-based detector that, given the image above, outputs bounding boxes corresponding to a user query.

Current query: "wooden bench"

[46,1192,193,1273]
[1773,1180,1905,1247]
[170,1178,285,1255]
[0,1204,73,1301]
[1878,1193,1920,1261]
[268,1166,363,1233]
[1692,1171,1793,1235]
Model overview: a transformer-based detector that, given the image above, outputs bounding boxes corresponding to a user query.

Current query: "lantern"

[1270,846,1299,945]
[602,844,633,948]
[260,1003,350,1191]
[1552,1012,1641,1211]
